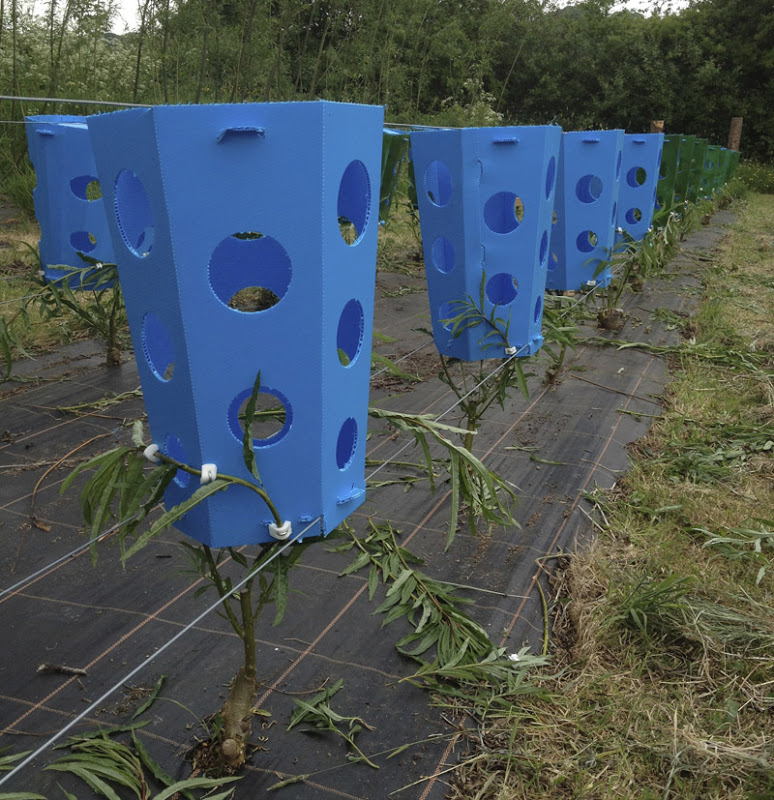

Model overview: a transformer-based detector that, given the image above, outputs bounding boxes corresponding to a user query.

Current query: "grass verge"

[448,193,774,800]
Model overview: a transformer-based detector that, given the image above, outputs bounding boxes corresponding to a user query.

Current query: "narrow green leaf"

[122,480,230,562]
[242,371,262,482]
[132,674,165,720]
[44,764,122,800]
[152,776,240,800]
[367,566,380,601]
[272,556,289,627]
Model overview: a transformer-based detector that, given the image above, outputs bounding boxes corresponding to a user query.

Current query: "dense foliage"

[1,0,773,175]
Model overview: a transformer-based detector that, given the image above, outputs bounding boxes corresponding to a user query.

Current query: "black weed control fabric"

[0,213,735,799]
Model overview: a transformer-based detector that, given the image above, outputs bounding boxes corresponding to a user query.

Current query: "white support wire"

[0,515,319,788]
[0,244,630,598]
[365,251,645,482]
[366,342,529,482]
[0,94,151,109]
[0,239,642,785]
[0,515,139,600]
[0,290,48,307]
[370,339,435,380]
[0,341,435,599]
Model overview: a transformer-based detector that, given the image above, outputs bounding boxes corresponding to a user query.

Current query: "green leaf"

[131,421,145,447]
[44,764,122,800]
[152,777,241,800]
[132,674,166,720]
[122,480,230,562]
[367,566,380,601]
[242,371,262,482]
[130,734,192,800]
[272,555,289,627]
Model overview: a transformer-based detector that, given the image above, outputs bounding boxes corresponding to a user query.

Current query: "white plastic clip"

[268,520,292,541]
[616,226,624,234]
[200,463,217,484]
[504,346,517,356]
[584,280,597,289]
[143,443,161,464]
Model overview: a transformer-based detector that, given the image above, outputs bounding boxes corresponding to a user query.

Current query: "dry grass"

[0,217,109,362]
[447,194,774,800]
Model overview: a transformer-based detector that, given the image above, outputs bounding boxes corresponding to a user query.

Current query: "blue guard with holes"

[86,101,384,547]
[546,130,624,292]
[409,125,562,361]
[25,115,115,286]
[614,133,664,247]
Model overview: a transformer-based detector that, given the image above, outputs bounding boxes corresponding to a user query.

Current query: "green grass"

[0,217,121,374]
[448,194,774,800]
[735,160,774,195]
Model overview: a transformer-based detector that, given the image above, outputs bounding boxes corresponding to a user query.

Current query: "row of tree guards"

[24,103,740,549]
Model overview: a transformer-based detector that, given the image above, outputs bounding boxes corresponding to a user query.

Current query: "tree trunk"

[728,117,743,151]
[132,0,152,103]
[219,666,258,769]
[218,588,257,769]
[230,0,260,102]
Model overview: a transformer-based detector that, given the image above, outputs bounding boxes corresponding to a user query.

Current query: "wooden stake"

[650,120,664,134]
[728,117,743,151]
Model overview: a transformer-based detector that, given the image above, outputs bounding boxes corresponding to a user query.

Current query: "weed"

[286,679,377,769]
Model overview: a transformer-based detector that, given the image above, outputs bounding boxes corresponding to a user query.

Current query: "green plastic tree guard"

[655,134,681,211]
[673,135,696,206]
[687,138,708,203]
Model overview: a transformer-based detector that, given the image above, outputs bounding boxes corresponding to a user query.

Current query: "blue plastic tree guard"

[615,133,664,246]
[409,125,562,361]
[25,115,115,285]
[546,130,624,291]
[86,101,384,547]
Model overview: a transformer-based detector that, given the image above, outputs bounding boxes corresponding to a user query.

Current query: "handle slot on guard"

[216,126,266,143]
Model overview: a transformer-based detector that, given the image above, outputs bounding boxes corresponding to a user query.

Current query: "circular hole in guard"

[337,299,364,366]
[626,208,643,225]
[114,169,155,257]
[539,231,549,266]
[486,272,519,306]
[70,176,102,201]
[627,166,647,187]
[336,417,358,470]
[576,174,603,204]
[576,230,598,253]
[424,160,453,207]
[141,312,175,382]
[545,156,556,199]
[484,192,524,234]
[229,386,291,447]
[616,150,623,178]
[210,232,291,313]
[165,434,190,488]
[70,231,97,253]
[431,236,455,274]
[338,160,371,245]
[534,295,543,324]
